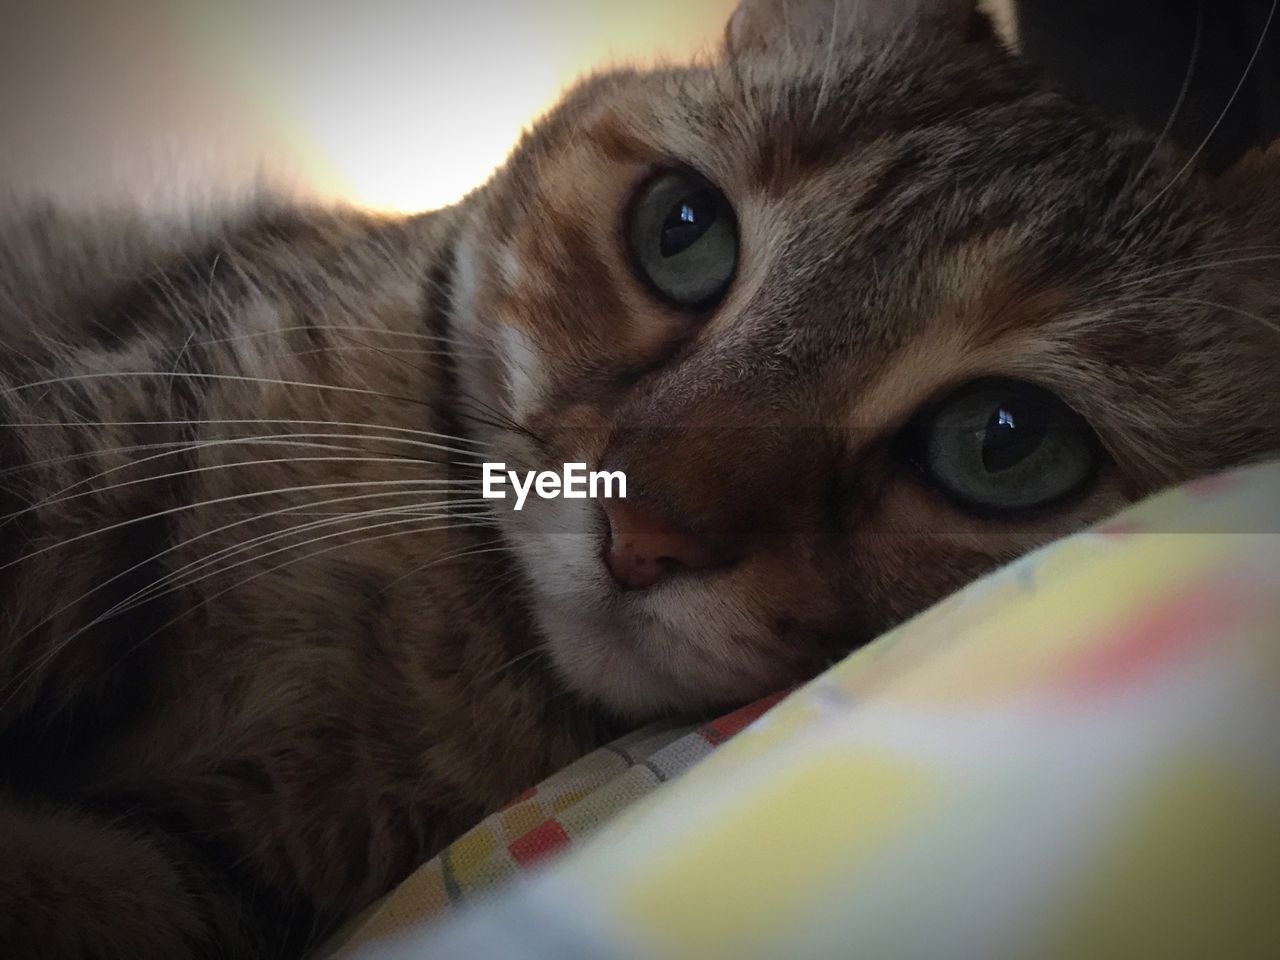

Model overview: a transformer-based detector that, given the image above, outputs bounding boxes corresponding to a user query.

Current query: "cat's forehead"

[549,48,1166,271]
[608,40,1030,176]
[576,64,1158,331]
[481,39,1210,422]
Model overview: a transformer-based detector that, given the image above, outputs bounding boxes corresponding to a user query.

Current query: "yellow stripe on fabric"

[447,824,497,885]
[354,867,451,946]
[618,750,934,959]
[500,802,549,838]
[551,788,592,813]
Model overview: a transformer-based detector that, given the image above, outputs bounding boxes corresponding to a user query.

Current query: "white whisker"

[1114,252,1280,290]
[1,476,473,571]
[1129,294,1279,335]
[0,424,491,485]
[100,499,496,620]
[4,516,501,712]
[1125,0,1205,193]
[5,439,486,521]
[1125,0,1277,230]
[7,486,488,658]
[2,370,435,413]
[187,323,501,356]
[136,516,500,643]
[1,416,487,446]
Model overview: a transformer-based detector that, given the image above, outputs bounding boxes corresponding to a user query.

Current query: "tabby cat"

[2,0,1277,956]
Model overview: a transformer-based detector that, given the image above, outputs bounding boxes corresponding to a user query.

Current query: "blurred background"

[0,0,742,215]
[1,0,1026,216]
[18,0,1269,219]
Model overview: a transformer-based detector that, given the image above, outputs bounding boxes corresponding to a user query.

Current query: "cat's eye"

[904,379,1099,514]
[627,169,738,309]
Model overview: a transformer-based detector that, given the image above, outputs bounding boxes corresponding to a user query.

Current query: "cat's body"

[0,203,606,955]
[2,0,1279,956]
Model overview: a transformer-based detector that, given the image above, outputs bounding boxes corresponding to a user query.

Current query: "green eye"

[907,379,1099,513]
[627,169,738,309]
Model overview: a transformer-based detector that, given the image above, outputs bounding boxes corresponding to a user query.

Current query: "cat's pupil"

[660,190,717,257]
[981,398,1048,472]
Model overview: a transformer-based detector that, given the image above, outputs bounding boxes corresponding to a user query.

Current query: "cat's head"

[451,0,1280,718]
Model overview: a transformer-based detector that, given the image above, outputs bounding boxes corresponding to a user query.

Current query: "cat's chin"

[532,599,698,719]
[530,591,769,721]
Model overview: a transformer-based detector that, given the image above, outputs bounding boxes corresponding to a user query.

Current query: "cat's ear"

[726,0,992,57]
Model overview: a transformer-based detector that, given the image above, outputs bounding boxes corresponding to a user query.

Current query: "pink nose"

[602,499,715,591]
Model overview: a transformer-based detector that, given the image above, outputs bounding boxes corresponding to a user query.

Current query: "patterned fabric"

[324,696,784,957]
[340,461,1280,960]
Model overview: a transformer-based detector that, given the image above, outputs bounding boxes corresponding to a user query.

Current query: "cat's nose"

[601,499,716,591]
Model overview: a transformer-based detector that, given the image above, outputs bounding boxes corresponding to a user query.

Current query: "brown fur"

[2,1,1279,955]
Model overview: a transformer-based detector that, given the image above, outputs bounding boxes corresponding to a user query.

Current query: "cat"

[2,0,1278,956]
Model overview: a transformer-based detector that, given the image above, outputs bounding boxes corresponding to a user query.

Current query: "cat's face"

[452,0,1280,718]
